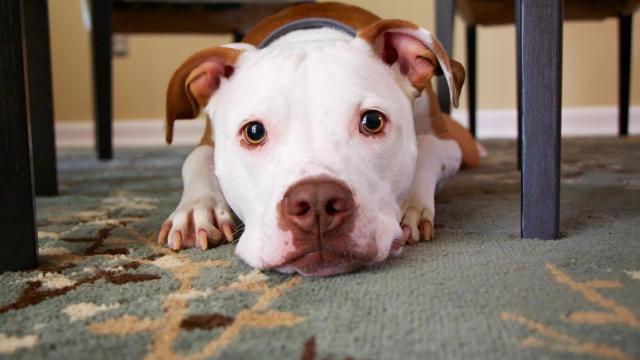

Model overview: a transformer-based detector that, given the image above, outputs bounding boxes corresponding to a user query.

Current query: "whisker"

[229,223,245,243]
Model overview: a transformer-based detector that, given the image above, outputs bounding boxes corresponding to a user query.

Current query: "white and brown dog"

[159,2,480,276]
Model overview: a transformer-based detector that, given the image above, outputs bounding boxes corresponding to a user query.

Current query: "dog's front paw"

[158,199,235,250]
[402,206,434,244]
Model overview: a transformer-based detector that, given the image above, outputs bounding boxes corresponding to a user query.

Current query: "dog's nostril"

[325,198,348,215]
[325,200,338,216]
[293,201,311,216]
[326,194,354,214]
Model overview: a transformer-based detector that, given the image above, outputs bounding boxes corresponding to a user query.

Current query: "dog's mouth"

[273,227,410,276]
[276,250,367,276]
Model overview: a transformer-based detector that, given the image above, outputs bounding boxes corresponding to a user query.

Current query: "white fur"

[162,27,462,273]
[164,145,233,248]
[403,135,461,242]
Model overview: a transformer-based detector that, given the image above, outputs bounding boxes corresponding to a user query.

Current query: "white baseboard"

[56,118,205,148]
[451,106,640,139]
[56,106,639,148]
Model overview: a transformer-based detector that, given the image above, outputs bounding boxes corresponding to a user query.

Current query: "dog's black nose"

[283,180,355,233]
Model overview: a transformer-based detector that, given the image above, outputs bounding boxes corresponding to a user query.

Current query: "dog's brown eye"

[360,110,385,135]
[242,121,267,145]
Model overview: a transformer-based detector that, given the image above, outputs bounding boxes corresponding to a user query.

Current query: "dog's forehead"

[211,40,403,127]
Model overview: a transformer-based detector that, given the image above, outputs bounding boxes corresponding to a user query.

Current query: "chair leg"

[618,14,632,137]
[436,0,455,114]
[23,0,58,196]
[90,0,113,160]
[233,30,245,43]
[517,0,562,240]
[466,24,477,137]
[0,0,38,272]
[515,0,522,171]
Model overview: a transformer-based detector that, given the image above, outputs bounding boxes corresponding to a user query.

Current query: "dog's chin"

[275,251,366,276]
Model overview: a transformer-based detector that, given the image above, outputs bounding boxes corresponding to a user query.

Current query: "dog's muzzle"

[275,178,374,276]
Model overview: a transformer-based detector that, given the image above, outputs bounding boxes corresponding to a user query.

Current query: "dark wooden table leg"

[233,30,245,43]
[90,0,113,160]
[517,0,562,240]
[436,0,455,114]
[618,14,631,137]
[0,0,38,271]
[515,0,522,170]
[466,24,477,137]
[23,0,58,196]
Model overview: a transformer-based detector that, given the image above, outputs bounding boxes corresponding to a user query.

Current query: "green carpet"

[1,137,639,360]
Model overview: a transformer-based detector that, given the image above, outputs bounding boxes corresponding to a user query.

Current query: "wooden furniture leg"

[466,24,477,137]
[436,0,455,114]
[517,0,562,240]
[618,14,632,137]
[233,30,245,42]
[0,0,38,271]
[515,0,522,170]
[23,0,58,196]
[90,0,114,160]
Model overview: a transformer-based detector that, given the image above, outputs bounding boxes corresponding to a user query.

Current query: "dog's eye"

[360,110,386,135]
[242,121,267,145]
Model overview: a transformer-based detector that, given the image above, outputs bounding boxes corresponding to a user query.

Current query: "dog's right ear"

[166,46,243,144]
[358,20,464,107]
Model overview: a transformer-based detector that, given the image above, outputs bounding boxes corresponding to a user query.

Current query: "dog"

[158,2,480,276]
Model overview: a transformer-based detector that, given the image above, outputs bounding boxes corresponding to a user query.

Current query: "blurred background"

[48,0,639,138]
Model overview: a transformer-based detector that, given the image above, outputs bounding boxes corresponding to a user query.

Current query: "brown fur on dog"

[242,2,381,46]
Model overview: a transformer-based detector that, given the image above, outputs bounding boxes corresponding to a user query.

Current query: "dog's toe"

[193,207,223,246]
[168,230,183,250]
[167,210,191,249]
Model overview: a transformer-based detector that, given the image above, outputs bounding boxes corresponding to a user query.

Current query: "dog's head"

[166,20,463,276]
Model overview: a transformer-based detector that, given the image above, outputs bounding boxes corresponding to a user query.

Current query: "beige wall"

[48,0,640,122]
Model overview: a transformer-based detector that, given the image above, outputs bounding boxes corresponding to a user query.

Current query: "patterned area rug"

[1,137,639,360]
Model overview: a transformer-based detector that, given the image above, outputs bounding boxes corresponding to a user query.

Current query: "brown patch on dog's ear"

[358,19,464,107]
[449,58,465,103]
[166,46,242,144]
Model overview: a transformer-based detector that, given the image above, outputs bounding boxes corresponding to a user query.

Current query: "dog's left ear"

[358,19,465,107]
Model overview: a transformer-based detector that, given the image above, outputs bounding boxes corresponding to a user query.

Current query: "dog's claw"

[170,231,182,250]
[158,221,171,244]
[222,223,234,242]
[406,233,420,246]
[420,220,433,241]
[197,229,209,250]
